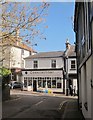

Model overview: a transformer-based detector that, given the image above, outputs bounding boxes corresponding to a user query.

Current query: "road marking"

[57,100,67,111]
[35,101,43,106]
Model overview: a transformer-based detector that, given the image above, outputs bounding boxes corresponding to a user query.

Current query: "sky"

[32,2,75,52]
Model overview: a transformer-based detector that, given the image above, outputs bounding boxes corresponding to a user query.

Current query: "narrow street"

[2,90,77,119]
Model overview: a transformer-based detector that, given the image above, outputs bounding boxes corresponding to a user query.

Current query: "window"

[38,80,42,87]
[47,80,51,88]
[28,80,32,86]
[22,49,24,55]
[43,80,46,88]
[52,78,56,88]
[57,83,61,88]
[33,60,38,68]
[29,51,32,55]
[52,80,56,88]
[24,80,27,87]
[51,60,56,68]
[57,78,62,88]
[71,60,76,69]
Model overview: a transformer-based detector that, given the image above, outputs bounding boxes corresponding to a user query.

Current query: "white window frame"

[70,60,76,70]
[51,59,56,68]
[33,60,38,69]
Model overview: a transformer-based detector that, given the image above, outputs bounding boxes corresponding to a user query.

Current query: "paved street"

[2,90,77,119]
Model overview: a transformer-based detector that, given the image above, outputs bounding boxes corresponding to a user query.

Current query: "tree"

[0,1,49,66]
[0,67,11,88]
[1,2,49,44]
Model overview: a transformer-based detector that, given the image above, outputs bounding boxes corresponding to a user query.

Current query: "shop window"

[57,83,61,88]
[71,60,76,69]
[28,80,32,86]
[24,80,27,87]
[43,80,46,88]
[57,79,61,88]
[24,77,27,80]
[52,80,56,88]
[33,60,38,68]
[47,80,51,88]
[51,60,56,68]
[38,80,42,87]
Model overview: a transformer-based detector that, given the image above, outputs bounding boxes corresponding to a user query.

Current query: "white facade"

[25,57,63,69]
[64,42,77,96]
[0,42,35,81]
[10,46,31,69]
[22,51,64,93]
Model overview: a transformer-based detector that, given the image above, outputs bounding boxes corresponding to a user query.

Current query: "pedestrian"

[69,84,73,96]
[73,86,76,96]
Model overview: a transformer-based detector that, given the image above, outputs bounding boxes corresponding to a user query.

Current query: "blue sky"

[34,2,75,52]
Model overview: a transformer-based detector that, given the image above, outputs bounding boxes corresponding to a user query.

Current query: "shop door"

[24,80,28,90]
[33,80,37,91]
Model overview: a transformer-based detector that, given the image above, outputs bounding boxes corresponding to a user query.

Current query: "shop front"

[21,69,63,93]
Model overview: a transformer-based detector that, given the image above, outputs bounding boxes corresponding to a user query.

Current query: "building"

[21,41,77,94]
[64,40,77,96]
[0,34,36,81]
[74,1,93,119]
[21,51,64,92]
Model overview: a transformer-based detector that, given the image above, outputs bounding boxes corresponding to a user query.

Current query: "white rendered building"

[0,37,36,81]
[21,51,64,93]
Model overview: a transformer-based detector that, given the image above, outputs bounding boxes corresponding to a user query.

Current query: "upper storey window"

[33,60,38,68]
[71,60,76,69]
[51,60,56,68]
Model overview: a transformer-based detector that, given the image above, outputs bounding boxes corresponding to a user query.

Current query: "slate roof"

[24,51,64,59]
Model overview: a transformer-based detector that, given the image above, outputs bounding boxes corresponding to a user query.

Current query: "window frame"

[33,60,38,69]
[70,60,76,70]
[51,59,56,68]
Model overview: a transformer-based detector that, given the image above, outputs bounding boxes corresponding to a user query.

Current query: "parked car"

[9,81,23,90]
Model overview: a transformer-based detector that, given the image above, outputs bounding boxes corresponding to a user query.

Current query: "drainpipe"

[66,56,69,96]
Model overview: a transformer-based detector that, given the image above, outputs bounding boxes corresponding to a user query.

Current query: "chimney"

[65,39,70,49]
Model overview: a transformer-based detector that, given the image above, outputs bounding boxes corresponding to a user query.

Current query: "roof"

[24,51,64,59]
[15,42,36,52]
[0,38,36,53]
[65,45,76,57]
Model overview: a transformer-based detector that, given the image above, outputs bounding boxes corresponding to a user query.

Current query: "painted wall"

[22,49,30,68]
[10,46,30,69]
[81,57,92,118]
[10,47,22,68]
[25,57,64,69]
[1,46,11,68]
[67,58,77,74]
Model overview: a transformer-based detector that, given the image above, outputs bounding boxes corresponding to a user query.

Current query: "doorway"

[33,80,37,91]
[69,79,73,96]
